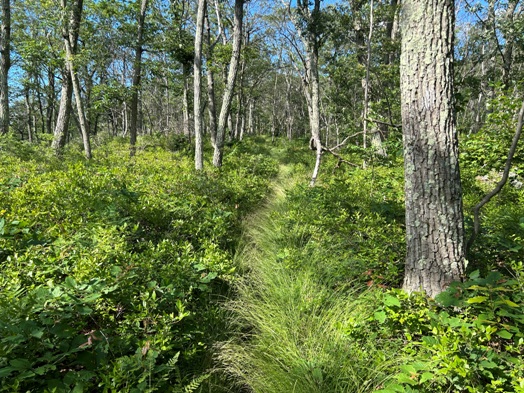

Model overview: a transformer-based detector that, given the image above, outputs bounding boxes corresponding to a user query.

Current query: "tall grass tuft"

[216,161,406,393]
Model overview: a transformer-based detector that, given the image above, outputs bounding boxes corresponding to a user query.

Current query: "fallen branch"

[467,100,524,253]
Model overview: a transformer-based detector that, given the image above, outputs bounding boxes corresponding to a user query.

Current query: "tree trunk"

[0,0,10,135]
[46,68,56,134]
[183,62,190,140]
[52,0,82,155]
[194,0,206,170]
[308,44,322,187]
[64,32,91,159]
[362,0,373,151]
[52,72,73,153]
[129,0,148,156]
[400,0,465,297]
[205,11,218,148]
[213,0,243,167]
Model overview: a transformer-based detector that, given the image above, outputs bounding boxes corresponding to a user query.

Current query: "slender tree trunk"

[24,88,33,141]
[271,71,279,143]
[205,11,218,148]
[52,73,73,152]
[129,0,148,156]
[385,0,399,64]
[308,44,322,186]
[52,0,82,155]
[46,68,56,134]
[35,77,46,134]
[0,0,10,135]
[501,1,517,88]
[182,62,190,140]
[64,34,91,159]
[213,0,243,167]
[400,0,465,297]
[194,0,206,170]
[362,0,373,151]
[247,98,254,138]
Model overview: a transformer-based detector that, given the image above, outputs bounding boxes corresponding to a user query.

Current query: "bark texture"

[64,30,91,159]
[205,11,218,148]
[52,0,82,154]
[400,0,465,297]
[194,0,206,170]
[0,0,10,135]
[129,0,148,156]
[213,0,243,167]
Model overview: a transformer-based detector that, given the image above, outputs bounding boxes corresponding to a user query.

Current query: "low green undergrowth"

[218,152,408,392]
[219,142,524,393]
[377,268,524,393]
[0,135,278,392]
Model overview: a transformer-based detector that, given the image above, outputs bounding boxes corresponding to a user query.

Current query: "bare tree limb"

[467,100,524,253]
[364,117,401,129]
[328,130,365,150]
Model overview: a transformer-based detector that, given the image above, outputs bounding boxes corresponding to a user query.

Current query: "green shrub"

[0,136,277,391]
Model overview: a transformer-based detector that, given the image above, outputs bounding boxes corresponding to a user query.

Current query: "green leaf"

[10,358,31,371]
[496,330,513,339]
[64,276,77,289]
[384,294,401,308]
[435,291,460,307]
[469,270,480,279]
[420,372,434,384]
[31,329,44,339]
[0,367,15,378]
[480,360,497,369]
[374,311,387,323]
[422,336,438,346]
[467,296,488,304]
[501,299,519,308]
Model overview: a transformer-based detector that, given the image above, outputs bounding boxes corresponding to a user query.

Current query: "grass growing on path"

[217,146,406,393]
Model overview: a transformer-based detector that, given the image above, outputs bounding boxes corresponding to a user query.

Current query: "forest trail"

[216,147,397,393]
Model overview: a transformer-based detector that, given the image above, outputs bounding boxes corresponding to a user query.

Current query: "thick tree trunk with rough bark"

[400,0,465,297]
[129,0,148,156]
[194,0,206,170]
[0,0,10,135]
[213,0,243,167]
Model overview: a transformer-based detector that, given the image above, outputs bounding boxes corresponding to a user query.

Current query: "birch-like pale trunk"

[213,0,243,167]
[194,0,206,170]
[400,0,465,297]
[52,0,82,155]
[64,34,91,159]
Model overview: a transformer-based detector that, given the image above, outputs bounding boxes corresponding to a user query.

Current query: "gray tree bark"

[194,0,206,170]
[205,11,218,148]
[183,62,190,140]
[400,0,465,297]
[0,0,10,135]
[293,0,322,186]
[129,0,148,156]
[213,0,244,167]
[63,28,91,159]
[52,0,82,154]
